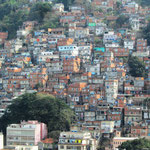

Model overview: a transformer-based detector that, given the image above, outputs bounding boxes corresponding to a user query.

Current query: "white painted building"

[78,45,92,60]
[103,31,118,43]
[5,145,38,150]
[58,45,79,58]
[85,64,101,76]
[96,26,105,36]
[105,79,118,103]
[46,60,63,74]
[124,40,134,50]
[105,43,119,48]
[0,108,5,118]
[53,3,64,13]
[74,28,89,39]
[0,133,4,150]
[132,51,149,57]
[38,51,59,64]
[101,121,115,133]
[17,30,29,38]
[58,131,97,150]
[130,17,140,31]
[14,39,23,53]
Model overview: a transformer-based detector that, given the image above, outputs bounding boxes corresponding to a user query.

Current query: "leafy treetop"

[0,93,75,134]
[119,138,150,150]
[128,55,148,78]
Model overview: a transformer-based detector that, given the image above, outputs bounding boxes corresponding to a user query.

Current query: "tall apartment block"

[7,120,47,146]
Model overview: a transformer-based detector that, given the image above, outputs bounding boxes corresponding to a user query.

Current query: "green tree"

[0,93,75,134]
[0,10,28,39]
[138,0,150,6]
[98,8,103,13]
[97,137,111,150]
[48,130,61,142]
[41,12,60,30]
[0,0,30,39]
[143,98,150,109]
[119,138,150,150]
[94,38,103,46]
[115,15,129,29]
[107,8,113,15]
[116,1,121,9]
[34,83,43,90]
[29,2,52,23]
[0,1,54,39]
[128,55,148,77]
[143,22,150,45]
[0,3,11,20]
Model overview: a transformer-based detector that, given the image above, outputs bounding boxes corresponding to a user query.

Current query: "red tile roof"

[41,138,54,144]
